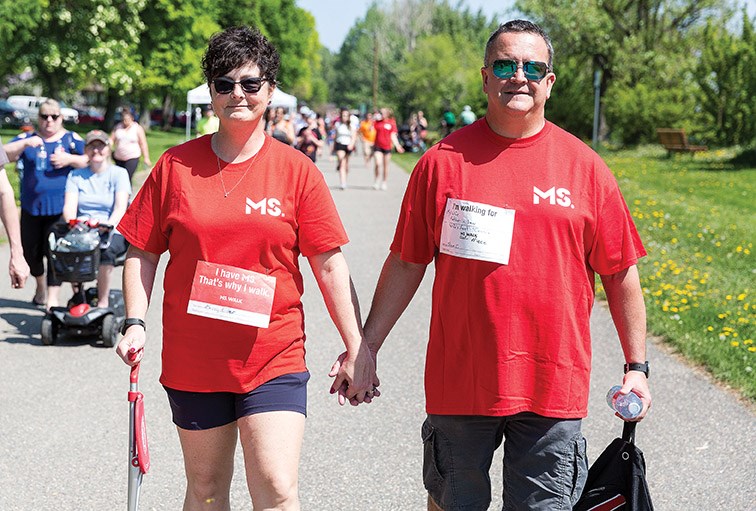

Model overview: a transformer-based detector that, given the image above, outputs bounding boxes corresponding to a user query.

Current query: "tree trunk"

[103,89,121,131]
[161,93,173,130]
[138,95,151,131]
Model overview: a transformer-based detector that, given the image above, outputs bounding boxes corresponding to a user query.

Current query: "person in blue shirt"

[3,99,88,309]
[62,130,130,309]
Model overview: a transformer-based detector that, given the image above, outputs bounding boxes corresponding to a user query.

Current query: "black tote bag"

[573,421,655,511]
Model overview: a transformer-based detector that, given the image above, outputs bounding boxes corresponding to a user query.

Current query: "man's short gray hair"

[484,19,554,70]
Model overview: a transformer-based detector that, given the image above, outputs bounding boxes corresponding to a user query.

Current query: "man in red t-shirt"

[358,20,651,511]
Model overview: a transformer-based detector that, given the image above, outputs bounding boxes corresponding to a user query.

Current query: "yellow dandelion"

[730,341,739,347]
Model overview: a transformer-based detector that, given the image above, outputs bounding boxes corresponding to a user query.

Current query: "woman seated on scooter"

[60,130,131,308]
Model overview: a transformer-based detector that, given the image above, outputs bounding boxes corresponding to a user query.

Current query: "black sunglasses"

[488,59,551,81]
[212,77,267,95]
[40,114,61,121]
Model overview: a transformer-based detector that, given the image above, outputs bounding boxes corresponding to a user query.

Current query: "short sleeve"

[0,139,8,167]
[117,156,169,254]
[64,172,78,194]
[296,165,348,257]
[114,166,132,195]
[587,163,646,275]
[389,155,437,264]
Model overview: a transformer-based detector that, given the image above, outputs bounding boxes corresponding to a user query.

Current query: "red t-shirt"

[391,119,646,418]
[374,118,398,150]
[118,135,348,393]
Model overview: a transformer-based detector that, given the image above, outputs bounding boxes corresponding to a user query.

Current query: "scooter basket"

[50,247,101,282]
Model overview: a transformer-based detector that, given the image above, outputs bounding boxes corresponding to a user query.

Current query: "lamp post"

[372,31,378,111]
[592,68,601,148]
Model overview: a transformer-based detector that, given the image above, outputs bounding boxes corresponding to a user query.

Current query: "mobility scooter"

[41,220,125,347]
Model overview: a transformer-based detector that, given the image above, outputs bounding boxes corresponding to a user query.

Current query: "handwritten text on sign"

[187,261,276,328]
[440,198,515,264]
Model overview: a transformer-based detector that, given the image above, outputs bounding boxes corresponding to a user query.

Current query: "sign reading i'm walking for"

[187,261,276,328]
[440,198,516,265]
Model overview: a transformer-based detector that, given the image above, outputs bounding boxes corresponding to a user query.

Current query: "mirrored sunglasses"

[489,59,550,81]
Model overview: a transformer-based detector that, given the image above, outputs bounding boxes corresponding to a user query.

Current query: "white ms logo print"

[533,186,574,209]
[245,197,283,217]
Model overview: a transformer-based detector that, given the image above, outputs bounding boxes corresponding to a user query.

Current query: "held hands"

[328,343,380,406]
[115,325,146,366]
[618,371,652,422]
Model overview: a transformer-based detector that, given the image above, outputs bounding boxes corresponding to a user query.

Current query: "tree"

[135,0,218,129]
[516,0,722,144]
[20,0,146,101]
[395,34,478,123]
[695,10,756,146]
[0,0,44,84]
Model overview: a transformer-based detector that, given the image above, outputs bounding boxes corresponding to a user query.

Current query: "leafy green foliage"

[695,11,756,146]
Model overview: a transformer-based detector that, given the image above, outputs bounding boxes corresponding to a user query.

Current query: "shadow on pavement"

[0,297,106,348]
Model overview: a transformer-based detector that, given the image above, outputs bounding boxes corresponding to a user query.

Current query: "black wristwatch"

[121,318,146,336]
[624,361,649,378]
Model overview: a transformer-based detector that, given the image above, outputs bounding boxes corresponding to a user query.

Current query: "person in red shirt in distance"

[336,19,652,511]
[115,26,377,511]
[372,107,404,190]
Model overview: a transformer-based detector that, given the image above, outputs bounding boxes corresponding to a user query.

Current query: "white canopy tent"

[185,83,298,139]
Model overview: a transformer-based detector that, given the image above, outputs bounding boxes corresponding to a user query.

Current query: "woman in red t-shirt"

[372,107,404,190]
[115,26,378,510]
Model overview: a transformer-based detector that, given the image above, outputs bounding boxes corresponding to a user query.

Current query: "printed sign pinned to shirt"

[188,261,276,328]
[440,198,515,265]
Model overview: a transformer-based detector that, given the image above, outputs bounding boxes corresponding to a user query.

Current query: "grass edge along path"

[394,147,755,402]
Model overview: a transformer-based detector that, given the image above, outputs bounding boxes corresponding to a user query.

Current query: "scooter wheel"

[100,314,119,348]
[41,316,57,346]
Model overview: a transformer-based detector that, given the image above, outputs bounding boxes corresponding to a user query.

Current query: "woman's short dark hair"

[202,26,280,88]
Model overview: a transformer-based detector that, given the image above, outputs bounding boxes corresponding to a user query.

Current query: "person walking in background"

[333,108,357,190]
[460,104,477,126]
[3,99,88,309]
[296,113,323,163]
[110,107,152,182]
[372,108,404,191]
[348,19,651,510]
[267,106,296,145]
[196,105,220,137]
[0,139,30,289]
[416,110,429,151]
[358,111,376,164]
[441,107,456,137]
[115,26,377,511]
[61,130,130,309]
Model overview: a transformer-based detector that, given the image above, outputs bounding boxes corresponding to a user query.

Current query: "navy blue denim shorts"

[164,371,310,430]
[422,412,588,511]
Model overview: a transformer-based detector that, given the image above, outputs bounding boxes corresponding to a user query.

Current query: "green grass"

[396,145,756,400]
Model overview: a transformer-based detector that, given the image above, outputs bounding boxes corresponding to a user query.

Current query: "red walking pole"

[127,360,150,511]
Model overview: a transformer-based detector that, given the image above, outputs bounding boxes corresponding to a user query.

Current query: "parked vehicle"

[0,99,31,128]
[76,107,105,126]
[7,95,79,124]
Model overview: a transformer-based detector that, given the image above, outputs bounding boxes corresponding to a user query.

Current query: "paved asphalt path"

[1,147,754,510]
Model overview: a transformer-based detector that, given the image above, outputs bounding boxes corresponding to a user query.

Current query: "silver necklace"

[216,154,256,198]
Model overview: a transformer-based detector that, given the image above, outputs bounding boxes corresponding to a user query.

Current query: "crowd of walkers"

[262,104,435,190]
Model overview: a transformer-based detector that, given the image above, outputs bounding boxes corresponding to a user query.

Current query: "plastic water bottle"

[36,143,48,171]
[606,385,643,419]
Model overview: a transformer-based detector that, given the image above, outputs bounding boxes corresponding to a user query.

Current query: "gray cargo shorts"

[422,412,588,511]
